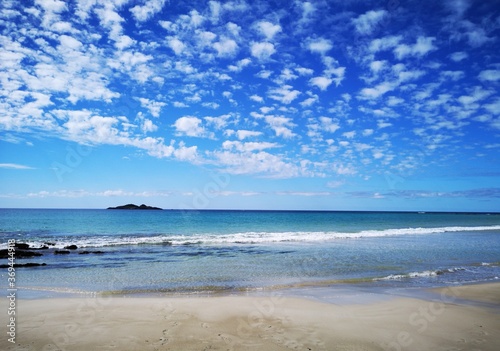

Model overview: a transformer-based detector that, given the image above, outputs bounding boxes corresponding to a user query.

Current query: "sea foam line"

[374,267,466,281]
[1,225,499,249]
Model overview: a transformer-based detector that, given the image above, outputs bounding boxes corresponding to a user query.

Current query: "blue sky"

[0,0,499,211]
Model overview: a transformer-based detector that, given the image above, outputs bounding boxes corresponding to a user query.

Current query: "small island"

[107,204,163,210]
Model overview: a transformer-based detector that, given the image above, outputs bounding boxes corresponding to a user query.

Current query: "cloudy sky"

[0,0,499,211]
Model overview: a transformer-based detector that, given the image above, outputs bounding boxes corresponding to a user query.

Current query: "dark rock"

[64,245,78,250]
[14,243,31,250]
[107,203,162,210]
[54,250,71,255]
[0,249,43,258]
[0,263,47,268]
[44,242,56,246]
[79,250,105,255]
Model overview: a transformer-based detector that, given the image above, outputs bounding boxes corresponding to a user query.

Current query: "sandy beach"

[1,283,499,351]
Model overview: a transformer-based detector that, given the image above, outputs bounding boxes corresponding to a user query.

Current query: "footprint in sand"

[150,326,174,350]
[218,333,233,344]
[100,335,142,350]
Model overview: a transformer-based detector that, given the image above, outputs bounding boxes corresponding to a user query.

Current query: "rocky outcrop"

[107,203,163,210]
[54,250,71,255]
[0,249,43,258]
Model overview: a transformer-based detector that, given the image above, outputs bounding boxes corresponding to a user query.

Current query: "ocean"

[1,209,499,298]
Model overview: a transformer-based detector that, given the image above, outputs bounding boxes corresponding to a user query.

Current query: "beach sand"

[1,283,499,351]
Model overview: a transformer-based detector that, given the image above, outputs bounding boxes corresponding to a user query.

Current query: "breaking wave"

[374,267,466,281]
[2,225,499,249]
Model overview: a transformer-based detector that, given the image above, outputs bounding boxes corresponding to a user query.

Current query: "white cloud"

[36,0,66,13]
[66,73,120,103]
[197,30,217,47]
[370,60,387,73]
[449,51,468,62]
[250,94,264,103]
[94,6,124,41]
[267,85,301,104]
[137,98,166,117]
[236,130,262,140]
[295,67,314,76]
[173,101,189,108]
[377,120,392,129]
[173,116,206,137]
[387,96,404,106]
[174,143,198,161]
[209,0,222,23]
[276,68,298,83]
[228,58,251,72]
[445,0,471,17]
[359,81,395,100]
[300,95,318,107]
[440,71,464,81]
[0,163,35,170]
[189,10,205,27]
[204,114,231,129]
[306,38,333,54]
[465,27,490,47]
[167,37,186,55]
[342,131,356,139]
[319,117,340,133]
[309,76,333,91]
[130,0,166,22]
[213,150,299,178]
[141,119,157,133]
[223,140,278,152]
[226,22,241,37]
[332,163,356,175]
[298,1,316,25]
[264,115,296,138]
[369,35,402,53]
[255,21,282,40]
[59,34,82,50]
[458,86,493,105]
[484,98,500,115]
[250,42,276,60]
[202,102,220,109]
[394,36,436,59]
[213,37,238,57]
[352,10,387,35]
[256,70,272,79]
[115,35,135,50]
[478,70,500,82]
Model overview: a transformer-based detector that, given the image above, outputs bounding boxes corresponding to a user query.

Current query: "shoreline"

[2,281,499,350]
[10,276,500,300]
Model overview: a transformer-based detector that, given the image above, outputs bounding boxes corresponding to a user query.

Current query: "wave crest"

[2,225,499,249]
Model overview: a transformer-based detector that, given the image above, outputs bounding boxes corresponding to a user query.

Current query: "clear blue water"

[1,209,499,297]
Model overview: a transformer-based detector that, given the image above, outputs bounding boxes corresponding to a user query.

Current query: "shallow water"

[1,209,499,297]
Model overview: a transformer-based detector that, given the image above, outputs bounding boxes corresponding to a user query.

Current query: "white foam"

[1,225,499,249]
[374,267,466,281]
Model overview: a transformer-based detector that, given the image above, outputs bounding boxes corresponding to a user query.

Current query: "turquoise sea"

[1,209,499,298]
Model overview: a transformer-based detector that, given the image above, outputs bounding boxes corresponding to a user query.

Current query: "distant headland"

[107,204,163,210]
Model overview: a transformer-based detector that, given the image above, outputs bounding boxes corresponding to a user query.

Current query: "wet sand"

[1,282,499,351]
